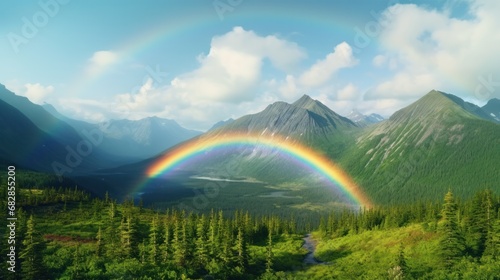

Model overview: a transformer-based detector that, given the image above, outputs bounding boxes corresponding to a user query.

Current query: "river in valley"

[303,233,323,265]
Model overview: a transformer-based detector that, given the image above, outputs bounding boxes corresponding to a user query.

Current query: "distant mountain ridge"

[441,92,497,122]
[0,84,131,170]
[0,83,202,176]
[41,100,201,159]
[0,85,89,148]
[98,117,201,158]
[482,98,500,122]
[0,99,103,173]
[209,118,234,131]
[346,109,384,127]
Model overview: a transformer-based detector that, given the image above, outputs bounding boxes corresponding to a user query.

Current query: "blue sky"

[1,0,499,130]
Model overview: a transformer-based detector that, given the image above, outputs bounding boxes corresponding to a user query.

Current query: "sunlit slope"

[340,90,500,204]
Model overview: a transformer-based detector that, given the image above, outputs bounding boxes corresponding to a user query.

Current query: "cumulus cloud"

[16,83,54,104]
[113,78,165,116]
[278,75,301,100]
[98,27,313,129]
[371,0,500,101]
[372,55,387,68]
[365,72,440,100]
[299,42,358,87]
[337,83,360,100]
[85,50,119,76]
[169,26,306,104]
[54,29,366,129]
[56,98,109,123]
[372,55,397,69]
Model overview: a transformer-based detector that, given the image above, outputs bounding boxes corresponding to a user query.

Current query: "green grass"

[300,224,441,279]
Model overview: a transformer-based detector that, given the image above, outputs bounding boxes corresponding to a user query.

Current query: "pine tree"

[161,218,172,262]
[439,191,465,268]
[105,201,119,257]
[70,245,86,280]
[119,217,128,257]
[266,228,273,273]
[119,216,138,258]
[20,215,47,280]
[149,217,159,264]
[466,190,492,257]
[195,214,209,268]
[236,226,249,271]
[173,218,187,266]
[318,217,327,237]
[244,211,253,242]
[96,226,104,257]
[128,216,139,257]
[138,198,144,212]
[185,212,197,262]
[219,220,233,266]
[482,218,500,261]
[139,241,147,264]
[217,210,224,248]
[14,207,28,273]
[208,210,218,258]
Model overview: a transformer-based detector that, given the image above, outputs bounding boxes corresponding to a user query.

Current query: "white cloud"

[337,83,360,100]
[85,50,119,76]
[278,75,301,100]
[56,98,109,123]
[372,55,387,68]
[372,0,500,101]
[210,26,306,72]
[365,72,440,100]
[97,27,311,130]
[51,29,362,130]
[299,42,358,87]
[168,26,306,104]
[114,78,159,114]
[13,83,54,104]
[315,94,410,119]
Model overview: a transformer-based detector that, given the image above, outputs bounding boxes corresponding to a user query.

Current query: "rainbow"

[141,132,372,208]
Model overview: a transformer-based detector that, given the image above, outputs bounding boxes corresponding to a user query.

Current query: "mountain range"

[346,109,385,127]
[43,103,201,159]
[1,82,498,205]
[0,84,201,170]
[116,90,498,206]
[340,90,500,203]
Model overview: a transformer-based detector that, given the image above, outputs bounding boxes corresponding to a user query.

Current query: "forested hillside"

[1,169,498,279]
[339,91,500,204]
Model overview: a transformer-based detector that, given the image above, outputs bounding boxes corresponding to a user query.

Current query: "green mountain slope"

[482,98,500,122]
[0,84,134,169]
[184,95,358,181]
[340,90,500,204]
[0,99,101,173]
[0,84,86,146]
[213,94,357,143]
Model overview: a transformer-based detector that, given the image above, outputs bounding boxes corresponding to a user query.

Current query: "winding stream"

[302,233,323,265]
